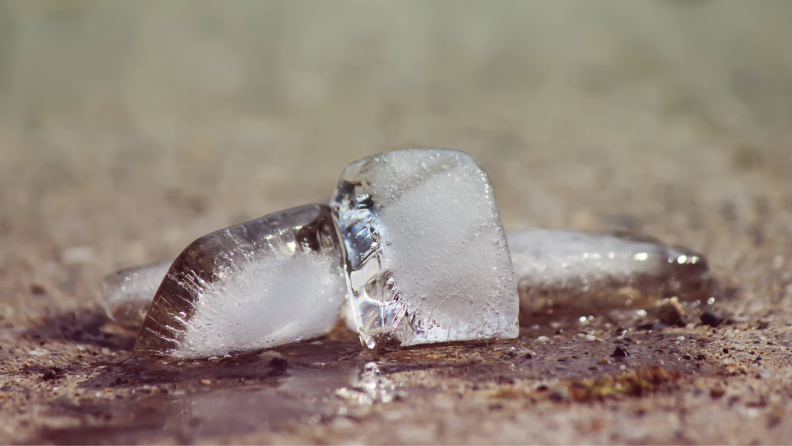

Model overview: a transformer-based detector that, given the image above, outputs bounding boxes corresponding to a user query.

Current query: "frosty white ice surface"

[508,229,712,316]
[134,204,347,359]
[101,261,171,329]
[331,149,519,349]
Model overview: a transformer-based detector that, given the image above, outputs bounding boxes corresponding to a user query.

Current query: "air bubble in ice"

[101,261,171,329]
[133,204,347,359]
[101,150,715,357]
[331,149,519,348]
[508,229,712,317]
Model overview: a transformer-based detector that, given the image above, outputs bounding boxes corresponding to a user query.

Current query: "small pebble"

[611,347,630,358]
[701,310,724,327]
[269,357,288,371]
[258,351,283,361]
[599,358,611,365]
[710,386,726,399]
[637,322,667,331]
[656,299,685,324]
[549,387,570,402]
[200,379,212,385]
[41,369,60,381]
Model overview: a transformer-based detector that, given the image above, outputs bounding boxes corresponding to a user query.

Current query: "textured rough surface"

[331,149,518,348]
[101,261,170,329]
[135,204,346,358]
[509,229,712,316]
[2,2,792,444]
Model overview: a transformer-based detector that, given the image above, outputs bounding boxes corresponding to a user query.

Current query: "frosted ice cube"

[101,261,171,329]
[508,229,712,316]
[331,149,519,348]
[134,204,347,358]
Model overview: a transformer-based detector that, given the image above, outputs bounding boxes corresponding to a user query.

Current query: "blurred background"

[0,1,791,320]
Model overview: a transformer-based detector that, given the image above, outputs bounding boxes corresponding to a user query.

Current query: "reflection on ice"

[101,261,171,329]
[99,150,715,358]
[331,149,519,349]
[133,204,347,359]
[508,229,713,316]
[335,362,406,405]
[102,228,714,355]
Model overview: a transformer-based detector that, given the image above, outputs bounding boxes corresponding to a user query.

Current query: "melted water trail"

[38,314,710,444]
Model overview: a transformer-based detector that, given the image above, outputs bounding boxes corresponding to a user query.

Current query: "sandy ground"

[1,1,792,443]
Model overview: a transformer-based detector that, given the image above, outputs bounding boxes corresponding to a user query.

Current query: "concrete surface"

[1,1,792,443]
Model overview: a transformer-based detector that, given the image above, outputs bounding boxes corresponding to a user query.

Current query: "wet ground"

[3,296,792,443]
[2,1,792,444]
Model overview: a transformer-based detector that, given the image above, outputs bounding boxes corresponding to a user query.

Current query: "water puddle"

[31,290,730,444]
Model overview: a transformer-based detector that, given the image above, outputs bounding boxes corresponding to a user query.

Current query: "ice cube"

[134,204,347,358]
[508,229,712,316]
[101,261,171,329]
[331,149,519,349]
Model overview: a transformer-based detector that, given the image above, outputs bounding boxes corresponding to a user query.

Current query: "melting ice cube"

[104,228,713,352]
[134,204,347,358]
[102,149,715,356]
[101,261,171,329]
[508,229,712,316]
[331,149,520,348]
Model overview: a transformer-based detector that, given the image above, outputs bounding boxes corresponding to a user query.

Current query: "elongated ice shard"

[104,226,714,342]
[101,261,171,329]
[331,149,519,349]
[508,229,712,316]
[134,204,347,358]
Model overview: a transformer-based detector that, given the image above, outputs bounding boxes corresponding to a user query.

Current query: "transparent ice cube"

[101,261,171,329]
[508,229,712,316]
[134,204,347,358]
[331,149,519,348]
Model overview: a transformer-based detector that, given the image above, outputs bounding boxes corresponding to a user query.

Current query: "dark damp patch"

[23,307,135,351]
[20,305,733,444]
